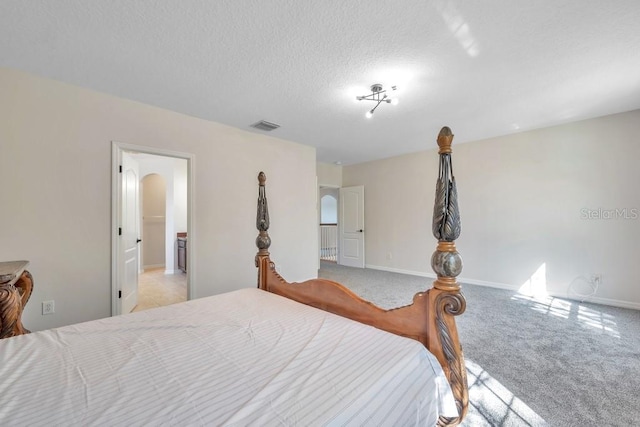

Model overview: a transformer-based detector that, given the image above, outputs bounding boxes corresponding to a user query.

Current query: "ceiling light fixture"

[356,84,398,118]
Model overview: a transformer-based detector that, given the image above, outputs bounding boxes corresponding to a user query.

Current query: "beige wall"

[344,110,640,309]
[142,173,166,268]
[0,68,318,331]
[317,162,342,187]
[173,158,188,235]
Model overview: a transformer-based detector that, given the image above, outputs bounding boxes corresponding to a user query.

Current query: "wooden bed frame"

[255,127,468,426]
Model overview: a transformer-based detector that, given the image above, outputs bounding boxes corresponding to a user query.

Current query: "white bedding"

[0,288,457,426]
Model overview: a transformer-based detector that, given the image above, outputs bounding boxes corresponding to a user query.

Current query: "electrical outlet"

[42,300,55,315]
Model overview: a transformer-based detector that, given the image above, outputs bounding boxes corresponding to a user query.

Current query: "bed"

[0,127,468,426]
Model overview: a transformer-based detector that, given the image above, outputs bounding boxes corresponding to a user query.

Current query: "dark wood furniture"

[177,233,187,273]
[255,127,468,426]
[0,260,33,339]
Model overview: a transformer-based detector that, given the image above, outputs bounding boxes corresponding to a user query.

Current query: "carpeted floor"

[319,261,640,427]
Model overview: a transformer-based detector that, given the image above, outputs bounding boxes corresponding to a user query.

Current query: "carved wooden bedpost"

[255,172,272,289]
[429,127,469,426]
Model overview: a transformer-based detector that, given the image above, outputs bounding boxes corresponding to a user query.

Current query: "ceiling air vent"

[250,120,281,131]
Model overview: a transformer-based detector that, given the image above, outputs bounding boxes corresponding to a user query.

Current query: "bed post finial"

[430,127,468,426]
[437,126,454,154]
[432,126,462,291]
[256,172,271,254]
[256,172,273,288]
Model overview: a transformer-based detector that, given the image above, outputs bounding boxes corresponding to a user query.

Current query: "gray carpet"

[319,261,640,427]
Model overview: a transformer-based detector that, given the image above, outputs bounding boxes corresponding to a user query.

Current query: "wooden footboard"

[255,127,468,426]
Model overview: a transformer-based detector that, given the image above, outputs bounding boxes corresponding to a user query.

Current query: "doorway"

[318,185,365,268]
[135,161,187,312]
[112,142,195,316]
[319,188,338,263]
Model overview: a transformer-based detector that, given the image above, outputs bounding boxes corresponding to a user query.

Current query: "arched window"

[320,195,337,224]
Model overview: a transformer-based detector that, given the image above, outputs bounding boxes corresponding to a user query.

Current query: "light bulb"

[390,98,399,105]
[365,110,373,119]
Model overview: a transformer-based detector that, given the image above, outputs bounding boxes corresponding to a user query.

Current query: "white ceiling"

[2,1,639,165]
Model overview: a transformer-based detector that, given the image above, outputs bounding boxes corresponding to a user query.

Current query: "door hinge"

[119,165,122,173]
[118,227,122,236]
[118,290,122,299]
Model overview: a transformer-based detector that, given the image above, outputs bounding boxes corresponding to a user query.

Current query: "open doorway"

[134,157,188,312]
[112,142,194,316]
[319,187,339,263]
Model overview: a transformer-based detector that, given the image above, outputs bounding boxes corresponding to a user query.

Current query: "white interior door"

[339,185,365,268]
[121,152,140,313]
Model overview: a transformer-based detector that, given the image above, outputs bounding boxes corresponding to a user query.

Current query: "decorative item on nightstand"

[0,260,34,339]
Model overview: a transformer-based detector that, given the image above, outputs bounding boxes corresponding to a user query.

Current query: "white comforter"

[0,288,457,426]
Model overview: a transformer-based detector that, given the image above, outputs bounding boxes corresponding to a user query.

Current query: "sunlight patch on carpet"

[513,262,620,338]
[464,359,548,427]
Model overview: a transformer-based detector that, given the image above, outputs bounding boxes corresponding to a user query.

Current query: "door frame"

[111,141,196,316]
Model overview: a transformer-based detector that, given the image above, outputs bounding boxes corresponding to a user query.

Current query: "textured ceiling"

[2,1,639,165]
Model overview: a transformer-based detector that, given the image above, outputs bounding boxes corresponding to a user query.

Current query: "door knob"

[358,229,363,233]
[136,239,142,243]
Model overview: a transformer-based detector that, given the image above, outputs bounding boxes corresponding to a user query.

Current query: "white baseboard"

[365,264,515,290]
[573,295,640,310]
[164,269,177,275]
[365,264,435,279]
[365,264,640,311]
[143,264,165,270]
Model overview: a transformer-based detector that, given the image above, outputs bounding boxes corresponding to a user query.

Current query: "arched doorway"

[134,161,188,312]
[320,191,338,262]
